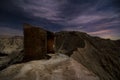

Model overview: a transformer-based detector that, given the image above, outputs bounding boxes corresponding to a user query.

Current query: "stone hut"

[23,24,54,62]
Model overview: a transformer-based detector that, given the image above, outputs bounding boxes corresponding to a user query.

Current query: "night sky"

[0,0,120,40]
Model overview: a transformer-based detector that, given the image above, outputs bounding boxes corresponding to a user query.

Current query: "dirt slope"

[55,31,120,80]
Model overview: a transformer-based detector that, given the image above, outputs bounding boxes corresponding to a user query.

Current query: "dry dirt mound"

[55,31,120,80]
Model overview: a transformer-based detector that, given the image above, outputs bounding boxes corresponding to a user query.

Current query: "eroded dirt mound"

[55,31,120,80]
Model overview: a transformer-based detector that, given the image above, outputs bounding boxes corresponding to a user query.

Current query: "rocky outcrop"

[55,31,120,80]
[55,31,85,56]
[0,36,23,70]
[0,36,23,54]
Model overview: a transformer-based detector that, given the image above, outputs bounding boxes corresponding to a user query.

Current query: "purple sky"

[0,0,120,40]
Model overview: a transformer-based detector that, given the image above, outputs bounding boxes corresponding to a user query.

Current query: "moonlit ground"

[0,54,99,80]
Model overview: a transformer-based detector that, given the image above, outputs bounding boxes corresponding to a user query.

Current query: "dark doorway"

[47,31,55,53]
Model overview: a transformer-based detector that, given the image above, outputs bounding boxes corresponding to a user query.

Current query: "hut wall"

[23,24,47,61]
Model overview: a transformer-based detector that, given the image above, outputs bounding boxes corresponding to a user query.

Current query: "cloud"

[88,29,113,35]
[13,0,68,21]
[66,15,107,26]
[88,29,120,40]
[0,27,23,36]
[0,0,119,39]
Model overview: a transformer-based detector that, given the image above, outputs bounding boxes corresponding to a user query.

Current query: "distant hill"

[0,36,23,70]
